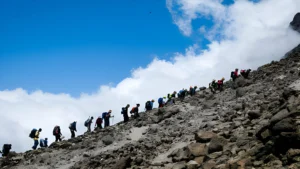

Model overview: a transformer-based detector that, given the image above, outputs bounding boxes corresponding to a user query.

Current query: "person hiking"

[130,104,140,119]
[69,121,77,138]
[171,91,177,98]
[178,89,184,99]
[53,126,62,142]
[30,128,42,150]
[209,79,217,93]
[189,86,196,96]
[158,97,164,108]
[121,104,130,123]
[84,116,94,132]
[240,69,251,79]
[95,116,103,129]
[39,138,48,148]
[1,144,11,157]
[217,78,225,91]
[231,68,239,81]
[145,100,154,111]
[102,110,113,128]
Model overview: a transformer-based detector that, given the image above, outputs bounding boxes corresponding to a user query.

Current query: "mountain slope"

[1,14,300,169]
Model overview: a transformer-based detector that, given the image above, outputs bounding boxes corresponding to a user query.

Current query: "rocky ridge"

[1,14,300,169]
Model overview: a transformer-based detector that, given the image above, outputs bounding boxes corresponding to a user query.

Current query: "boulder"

[194,156,204,165]
[186,161,198,169]
[102,135,114,145]
[172,162,187,169]
[187,143,207,157]
[247,110,261,119]
[287,149,300,159]
[199,87,207,91]
[168,147,191,162]
[111,157,132,169]
[208,137,227,154]
[291,13,300,32]
[195,131,217,143]
[272,118,296,133]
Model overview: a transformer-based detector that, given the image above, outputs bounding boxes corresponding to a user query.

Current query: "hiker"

[217,78,225,91]
[102,110,113,128]
[145,100,154,111]
[30,128,42,150]
[158,97,164,108]
[130,104,140,119]
[1,144,11,157]
[178,89,184,99]
[171,91,177,98]
[170,91,177,104]
[209,79,217,93]
[121,104,130,123]
[84,116,94,132]
[95,116,103,129]
[231,68,239,81]
[240,69,251,79]
[189,86,196,96]
[53,126,62,142]
[69,121,77,138]
[39,138,48,148]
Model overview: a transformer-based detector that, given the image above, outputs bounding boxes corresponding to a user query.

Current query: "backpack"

[29,129,37,138]
[158,98,163,104]
[53,126,59,136]
[130,107,136,113]
[84,118,90,127]
[121,107,125,114]
[145,101,151,108]
[96,118,102,125]
[102,112,107,119]
[230,71,235,78]
[39,139,44,147]
[69,122,76,130]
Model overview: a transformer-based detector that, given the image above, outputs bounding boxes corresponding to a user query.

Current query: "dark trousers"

[32,140,39,150]
[96,124,103,129]
[123,114,129,122]
[104,118,110,128]
[87,123,91,132]
[55,135,62,142]
[70,130,75,138]
[218,84,223,91]
[159,103,164,108]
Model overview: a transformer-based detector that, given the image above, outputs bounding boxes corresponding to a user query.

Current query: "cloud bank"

[1,0,300,152]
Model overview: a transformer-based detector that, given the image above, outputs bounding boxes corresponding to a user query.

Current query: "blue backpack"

[102,112,107,119]
[158,98,163,104]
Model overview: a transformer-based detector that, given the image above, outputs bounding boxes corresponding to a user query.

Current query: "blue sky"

[0,0,235,96]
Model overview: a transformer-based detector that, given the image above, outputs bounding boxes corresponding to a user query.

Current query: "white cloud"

[1,0,300,152]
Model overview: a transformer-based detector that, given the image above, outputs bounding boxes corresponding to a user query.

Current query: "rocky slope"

[1,14,300,169]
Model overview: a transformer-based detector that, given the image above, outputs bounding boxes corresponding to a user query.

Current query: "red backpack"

[96,118,102,125]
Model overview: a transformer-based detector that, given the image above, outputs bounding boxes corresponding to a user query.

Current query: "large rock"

[102,135,114,145]
[172,162,187,169]
[186,160,198,169]
[168,147,191,162]
[111,157,132,169]
[195,131,217,143]
[208,137,227,154]
[291,13,300,32]
[187,143,207,157]
[287,149,300,159]
[247,110,261,119]
[272,118,296,133]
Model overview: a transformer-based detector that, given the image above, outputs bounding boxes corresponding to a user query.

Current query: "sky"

[0,0,300,152]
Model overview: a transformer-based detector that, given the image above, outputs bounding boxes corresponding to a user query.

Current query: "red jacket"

[234,70,238,76]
